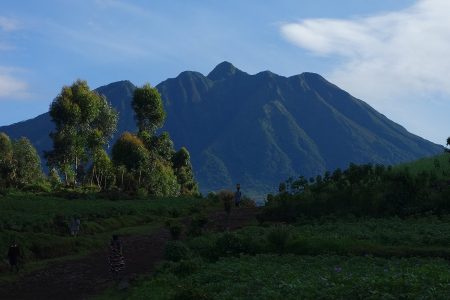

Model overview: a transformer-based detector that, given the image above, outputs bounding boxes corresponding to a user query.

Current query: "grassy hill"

[395,152,450,178]
[0,192,207,277]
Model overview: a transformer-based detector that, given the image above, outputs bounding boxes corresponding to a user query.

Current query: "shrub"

[137,187,148,199]
[166,221,183,240]
[172,283,211,300]
[186,235,216,261]
[241,195,257,208]
[215,232,246,257]
[206,192,217,201]
[169,208,181,218]
[267,224,291,254]
[173,258,203,277]
[164,241,190,262]
[188,214,209,237]
[22,181,52,193]
[218,190,233,215]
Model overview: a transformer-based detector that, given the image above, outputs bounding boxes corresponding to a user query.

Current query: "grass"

[101,254,450,300]
[0,191,210,277]
[182,215,450,261]
[94,214,450,299]
[396,152,450,178]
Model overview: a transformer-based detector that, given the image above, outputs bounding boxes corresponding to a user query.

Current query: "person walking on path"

[7,240,21,272]
[69,217,81,237]
[109,235,125,282]
[234,183,242,207]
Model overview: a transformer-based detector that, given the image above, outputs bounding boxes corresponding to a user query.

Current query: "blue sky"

[1,0,448,145]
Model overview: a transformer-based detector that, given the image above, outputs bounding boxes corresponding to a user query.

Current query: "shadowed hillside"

[0,62,442,195]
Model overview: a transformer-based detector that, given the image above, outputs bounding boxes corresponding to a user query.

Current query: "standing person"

[7,240,21,272]
[69,217,81,237]
[74,217,81,237]
[109,234,125,282]
[234,183,242,207]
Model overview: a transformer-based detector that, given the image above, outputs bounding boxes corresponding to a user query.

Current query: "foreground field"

[0,192,207,274]
[119,254,450,300]
[96,214,450,299]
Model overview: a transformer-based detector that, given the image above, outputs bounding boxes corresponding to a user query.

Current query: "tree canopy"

[132,83,166,135]
[46,79,118,185]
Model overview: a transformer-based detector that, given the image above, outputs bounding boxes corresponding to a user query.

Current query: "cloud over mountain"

[281,0,450,143]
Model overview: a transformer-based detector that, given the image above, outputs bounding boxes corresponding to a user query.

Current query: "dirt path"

[0,207,258,300]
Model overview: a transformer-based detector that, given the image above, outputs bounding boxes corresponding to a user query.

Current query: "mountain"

[0,62,443,196]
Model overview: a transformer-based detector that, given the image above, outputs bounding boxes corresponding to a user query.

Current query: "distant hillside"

[0,62,443,195]
[395,153,449,178]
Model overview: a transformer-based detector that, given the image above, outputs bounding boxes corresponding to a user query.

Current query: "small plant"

[164,241,190,262]
[215,232,244,257]
[188,214,209,237]
[137,187,148,199]
[166,221,183,240]
[173,258,203,277]
[218,190,233,216]
[241,195,257,208]
[172,283,211,300]
[267,224,291,254]
[169,208,181,218]
[206,191,218,201]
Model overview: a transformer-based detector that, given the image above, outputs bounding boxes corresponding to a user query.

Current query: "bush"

[137,187,148,199]
[166,221,183,240]
[22,181,52,193]
[218,190,233,215]
[186,235,216,261]
[206,192,217,201]
[214,232,248,257]
[241,195,257,208]
[267,224,291,254]
[172,283,211,300]
[173,258,203,277]
[169,208,181,218]
[164,241,191,262]
[188,214,209,237]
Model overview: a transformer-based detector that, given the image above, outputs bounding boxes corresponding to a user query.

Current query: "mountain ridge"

[0,62,443,195]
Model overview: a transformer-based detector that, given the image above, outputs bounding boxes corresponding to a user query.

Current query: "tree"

[12,137,43,187]
[132,83,166,135]
[151,132,175,162]
[172,147,198,195]
[91,149,114,189]
[112,132,149,171]
[0,132,14,188]
[48,168,62,189]
[446,137,450,153]
[146,159,180,196]
[45,80,118,186]
[112,132,149,190]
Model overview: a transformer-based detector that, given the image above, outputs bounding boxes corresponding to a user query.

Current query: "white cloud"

[0,16,20,32]
[0,67,29,100]
[280,0,450,144]
[0,17,29,100]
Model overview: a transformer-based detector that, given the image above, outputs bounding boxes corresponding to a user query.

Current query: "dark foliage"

[260,163,450,222]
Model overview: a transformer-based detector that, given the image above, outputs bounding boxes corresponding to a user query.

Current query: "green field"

[396,153,450,178]
[103,254,450,300]
[0,191,207,275]
[4,153,450,298]
[94,213,450,299]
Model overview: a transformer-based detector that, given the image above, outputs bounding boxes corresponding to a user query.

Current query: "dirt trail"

[0,207,258,300]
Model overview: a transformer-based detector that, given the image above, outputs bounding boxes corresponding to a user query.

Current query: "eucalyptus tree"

[12,137,43,187]
[45,80,118,186]
[132,83,165,136]
[0,132,14,188]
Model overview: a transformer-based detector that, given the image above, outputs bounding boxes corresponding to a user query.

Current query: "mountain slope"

[0,62,442,195]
